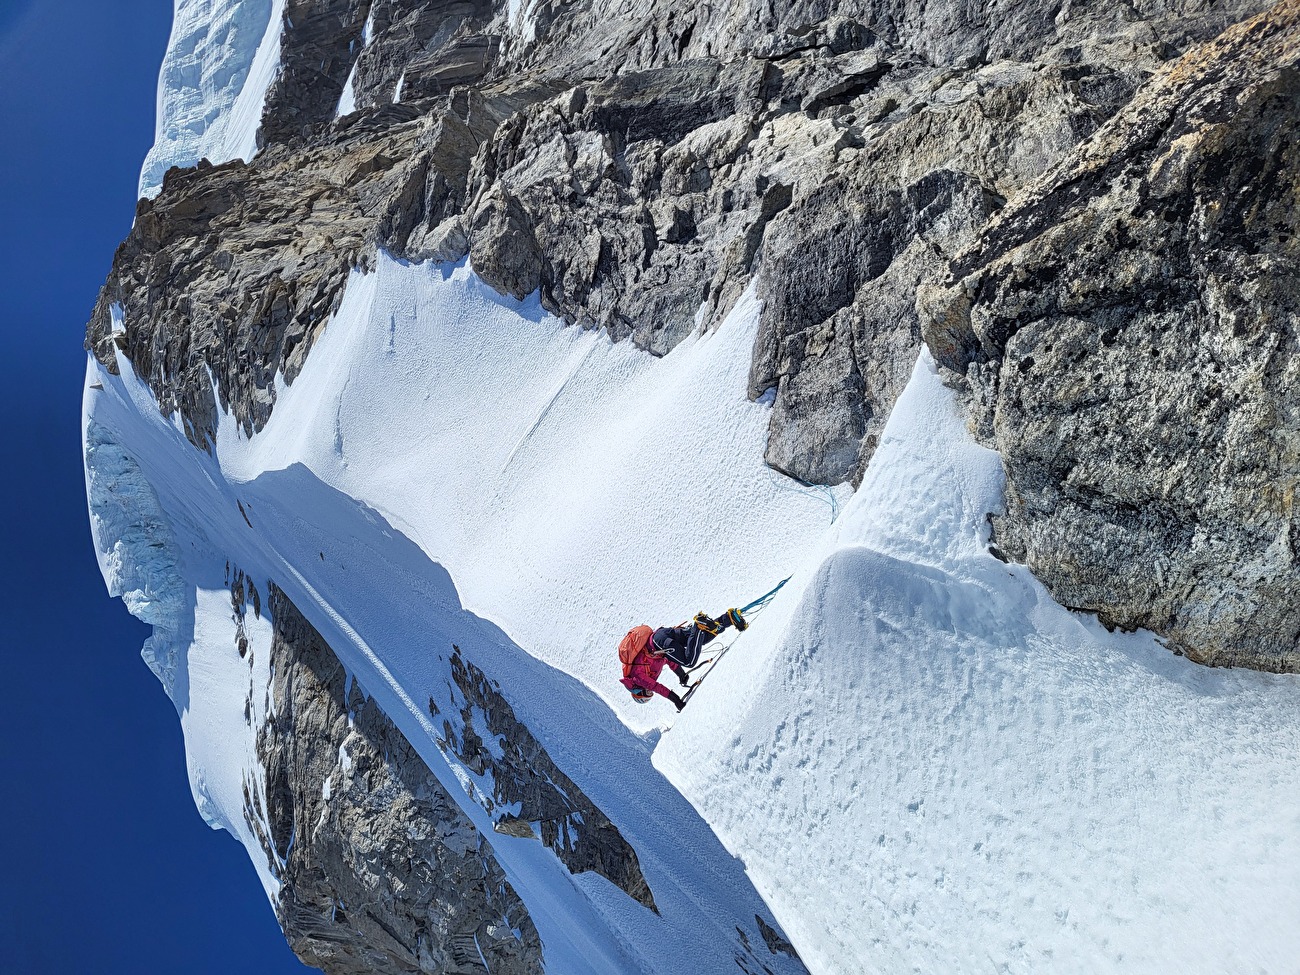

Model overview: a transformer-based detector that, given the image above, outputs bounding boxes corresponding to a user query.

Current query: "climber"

[618,608,747,711]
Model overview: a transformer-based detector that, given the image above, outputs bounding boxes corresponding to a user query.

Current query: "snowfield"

[85,253,1300,974]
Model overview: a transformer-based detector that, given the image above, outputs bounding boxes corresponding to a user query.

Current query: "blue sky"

[0,3,311,971]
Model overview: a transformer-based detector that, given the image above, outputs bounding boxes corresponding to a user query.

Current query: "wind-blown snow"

[139,0,286,198]
[659,354,1300,974]
[85,252,1300,973]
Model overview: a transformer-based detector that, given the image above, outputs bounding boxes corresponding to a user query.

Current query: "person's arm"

[628,673,685,710]
[666,660,691,687]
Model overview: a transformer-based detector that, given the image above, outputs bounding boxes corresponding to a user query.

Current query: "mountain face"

[84,0,1300,973]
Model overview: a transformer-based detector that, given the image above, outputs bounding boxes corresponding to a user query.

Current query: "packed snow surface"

[335,61,357,118]
[86,253,1300,974]
[139,0,286,197]
[659,357,1300,973]
[85,255,826,975]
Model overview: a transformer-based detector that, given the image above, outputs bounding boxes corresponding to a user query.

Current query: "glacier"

[138,0,286,197]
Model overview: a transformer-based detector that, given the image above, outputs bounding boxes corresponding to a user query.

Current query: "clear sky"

[0,2,311,971]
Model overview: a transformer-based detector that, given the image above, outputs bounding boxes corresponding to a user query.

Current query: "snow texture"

[138,0,286,198]
[659,354,1300,974]
[83,414,189,699]
[84,371,280,900]
[84,255,819,975]
[85,253,1300,973]
[335,61,357,118]
[505,0,542,49]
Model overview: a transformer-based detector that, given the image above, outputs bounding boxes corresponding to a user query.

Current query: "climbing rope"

[778,476,841,524]
[681,577,791,702]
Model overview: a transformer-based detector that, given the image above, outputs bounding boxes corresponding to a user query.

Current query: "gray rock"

[919,0,1300,673]
[251,583,544,975]
[468,186,544,300]
[440,646,656,911]
[92,0,1269,473]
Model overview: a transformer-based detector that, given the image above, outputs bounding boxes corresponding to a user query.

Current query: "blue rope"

[780,476,840,524]
[740,576,791,614]
[682,578,794,699]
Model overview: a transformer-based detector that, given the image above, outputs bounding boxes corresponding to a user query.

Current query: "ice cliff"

[84,0,1300,972]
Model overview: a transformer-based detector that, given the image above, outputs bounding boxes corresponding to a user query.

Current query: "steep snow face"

[84,375,280,900]
[86,252,1300,974]
[83,256,821,975]
[139,0,286,197]
[209,255,843,732]
[658,356,1300,974]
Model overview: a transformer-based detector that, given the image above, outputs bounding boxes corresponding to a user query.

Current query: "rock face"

[920,0,1300,672]
[438,647,656,911]
[242,578,661,973]
[251,584,545,974]
[88,0,1269,479]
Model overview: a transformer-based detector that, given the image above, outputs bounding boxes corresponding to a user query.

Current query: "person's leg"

[682,624,716,665]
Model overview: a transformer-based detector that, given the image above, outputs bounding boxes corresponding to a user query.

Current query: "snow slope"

[85,253,1300,973]
[84,255,827,974]
[138,0,286,197]
[209,256,844,731]
[659,355,1300,974]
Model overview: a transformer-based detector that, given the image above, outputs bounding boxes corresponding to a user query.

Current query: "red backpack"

[618,625,655,702]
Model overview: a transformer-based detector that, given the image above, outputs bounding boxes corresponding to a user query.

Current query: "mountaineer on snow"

[618,608,748,710]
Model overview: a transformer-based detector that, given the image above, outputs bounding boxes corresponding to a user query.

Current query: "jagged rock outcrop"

[89,0,1269,479]
[251,583,544,974]
[87,117,432,447]
[241,579,659,973]
[920,0,1300,672]
[438,646,656,910]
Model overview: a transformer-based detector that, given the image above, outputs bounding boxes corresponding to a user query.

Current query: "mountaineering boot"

[693,612,721,636]
[723,607,747,631]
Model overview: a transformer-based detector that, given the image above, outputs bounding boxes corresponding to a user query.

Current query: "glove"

[693,612,721,636]
[666,690,686,712]
[723,607,748,632]
[676,667,691,688]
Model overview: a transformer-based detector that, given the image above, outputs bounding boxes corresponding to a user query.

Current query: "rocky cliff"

[251,582,545,974]
[921,0,1300,672]
[91,0,1273,483]
[85,0,1300,971]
